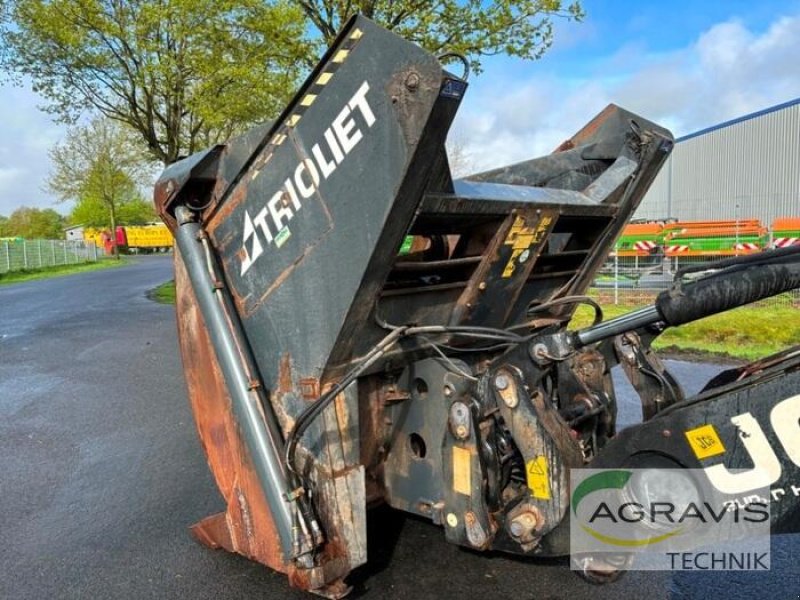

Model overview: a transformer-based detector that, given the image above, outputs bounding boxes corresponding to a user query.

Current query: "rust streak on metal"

[240,227,332,318]
[299,377,320,400]
[173,249,287,576]
[207,180,248,237]
[277,353,294,393]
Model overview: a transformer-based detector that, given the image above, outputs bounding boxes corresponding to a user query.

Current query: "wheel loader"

[154,15,800,598]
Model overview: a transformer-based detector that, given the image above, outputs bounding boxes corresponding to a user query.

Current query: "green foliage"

[1,0,311,164]
[48,116,152,255]
[295,0,585,73]
[70,195,156,228]
[1,1,582,166]
[2,206,65,238]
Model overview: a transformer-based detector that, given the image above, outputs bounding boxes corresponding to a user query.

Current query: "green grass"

[149,280,176,304]
[148,279,797,361]
[571,302,799,360]
[0,258,128,285]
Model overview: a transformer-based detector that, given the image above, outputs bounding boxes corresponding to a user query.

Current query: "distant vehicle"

[772,217,800,248]
[614,216,800,259]
[73,224,173,254]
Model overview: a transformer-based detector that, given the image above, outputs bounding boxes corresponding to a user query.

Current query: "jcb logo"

[702,394,800,494]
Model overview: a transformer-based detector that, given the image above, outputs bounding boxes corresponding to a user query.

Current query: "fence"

[592,252,799,308]
[0,239,99,274]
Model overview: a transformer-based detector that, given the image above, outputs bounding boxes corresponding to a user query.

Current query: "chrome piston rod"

[575,305,662,347]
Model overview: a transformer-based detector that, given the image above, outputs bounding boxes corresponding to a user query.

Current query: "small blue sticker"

[440,79,467,99]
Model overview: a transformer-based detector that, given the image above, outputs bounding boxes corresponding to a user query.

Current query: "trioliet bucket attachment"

[156,15,800,598]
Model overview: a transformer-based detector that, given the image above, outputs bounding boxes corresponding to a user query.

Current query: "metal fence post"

[64,241,68,265]
[38,240,43,268]
[51,240,56,265]
[23,241,28,268]
[4,241,9,272]
[613,254,619,306]
[92,242,97,261]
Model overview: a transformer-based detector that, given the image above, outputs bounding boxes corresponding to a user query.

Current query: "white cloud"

[0,81,69,216]
[453,12,800,174]
[2,12,799,215]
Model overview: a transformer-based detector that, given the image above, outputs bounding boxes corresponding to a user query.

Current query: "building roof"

[677,96,800,142]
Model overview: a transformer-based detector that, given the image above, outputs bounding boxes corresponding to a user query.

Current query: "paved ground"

[1,255,796,599]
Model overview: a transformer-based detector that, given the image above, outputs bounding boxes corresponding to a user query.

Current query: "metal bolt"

[455,424,469,439]
[405,72,420,90]
[465,511,476,526]
[494,374,509,390]
[478,281,487,291]
[443,385,454,397]
[509,511,539,539]
[446,513,458,527]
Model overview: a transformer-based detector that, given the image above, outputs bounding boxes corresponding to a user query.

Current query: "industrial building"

[636,97,800,223]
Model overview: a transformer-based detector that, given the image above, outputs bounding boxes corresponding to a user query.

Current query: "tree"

[4,206,65,238]
[294,0,584,73]
[446,133,475,178]
[70,195,156,229]
[1,0,311,164]
[2,1,581,165]
[47,116,149,258]
[0,215,9,237]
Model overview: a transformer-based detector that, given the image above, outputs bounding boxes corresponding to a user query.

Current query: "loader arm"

[155,15,800,598]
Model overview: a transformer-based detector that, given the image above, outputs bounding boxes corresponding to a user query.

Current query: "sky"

[2,0,800,215]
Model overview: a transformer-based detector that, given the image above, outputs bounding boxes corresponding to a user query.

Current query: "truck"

[155,16,800,598]
[80,224,173,254]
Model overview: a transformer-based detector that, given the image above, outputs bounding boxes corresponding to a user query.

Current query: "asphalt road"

[1,255,796,600]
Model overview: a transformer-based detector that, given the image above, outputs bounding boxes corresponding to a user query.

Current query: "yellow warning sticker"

[526,456,550,500]
[452,446,472,496]
[501,215,553,278]
[685,424,726,459]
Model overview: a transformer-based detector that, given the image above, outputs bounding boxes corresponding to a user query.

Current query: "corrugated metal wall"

[636,99,800,225]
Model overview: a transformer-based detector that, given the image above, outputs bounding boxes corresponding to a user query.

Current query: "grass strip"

[149,281,797,360]
[0,258,128,285]
[149,280,176,305]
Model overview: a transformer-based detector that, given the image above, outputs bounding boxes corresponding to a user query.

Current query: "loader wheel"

[571,553,633,584]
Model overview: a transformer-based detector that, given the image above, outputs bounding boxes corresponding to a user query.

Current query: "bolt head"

[446,513,458,528]
[494,374,509,390]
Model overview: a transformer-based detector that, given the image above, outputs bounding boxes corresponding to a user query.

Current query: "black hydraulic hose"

[576,252,800,347]
[656,259,800,327]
